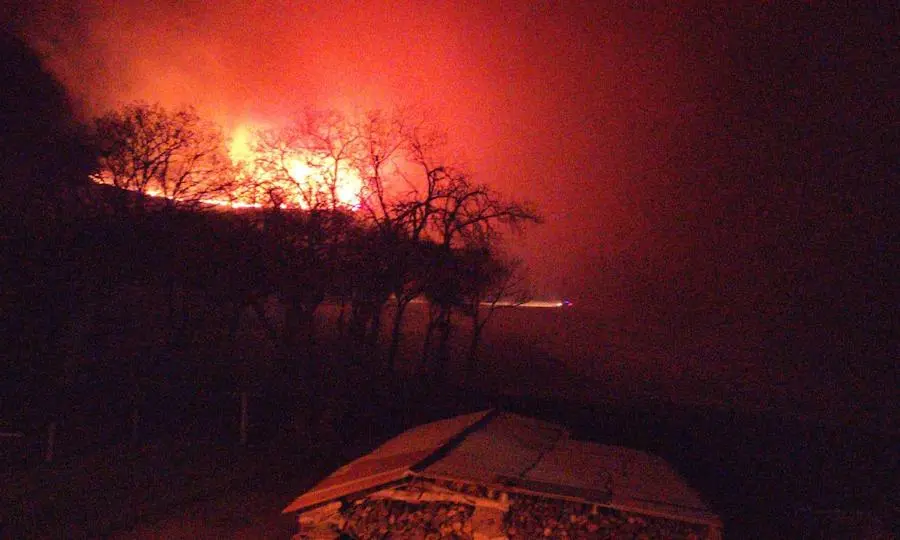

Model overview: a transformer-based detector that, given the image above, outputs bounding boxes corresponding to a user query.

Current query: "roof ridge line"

[410,408,498,474]
[515,421,568,480]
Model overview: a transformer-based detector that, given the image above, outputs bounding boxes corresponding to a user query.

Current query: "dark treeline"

[2,29,895,539]
[1,32,539,452]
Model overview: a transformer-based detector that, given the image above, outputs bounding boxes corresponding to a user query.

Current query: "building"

[284,409,722,539]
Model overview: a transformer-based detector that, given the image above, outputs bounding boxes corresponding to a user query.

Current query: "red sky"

[13,1,894,349]
[14,2,692,299]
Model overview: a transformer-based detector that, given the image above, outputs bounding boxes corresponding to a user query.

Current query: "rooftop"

[284,409,720,529]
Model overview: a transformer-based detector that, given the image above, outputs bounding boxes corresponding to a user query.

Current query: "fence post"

[131,407,140,446]
[44,421,56,463]
[239,391,248,446]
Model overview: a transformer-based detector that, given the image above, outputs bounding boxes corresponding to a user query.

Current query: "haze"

[10,1,895,412]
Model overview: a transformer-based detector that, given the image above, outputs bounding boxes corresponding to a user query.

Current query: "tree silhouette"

[93,102,234,215]
[457,251,530,382]
[410,163,540,378]
[77,103,542,408]
[0,32,94,426]
[249,109,361,211]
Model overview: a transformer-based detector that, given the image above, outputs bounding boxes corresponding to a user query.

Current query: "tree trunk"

[365,298,389,361]
[388,299,410,372]
[347,303,366,348]
[251,299,280,347]
[301,307,316,350]
[368,303,383,349]
[303,307,316,370]
[421,306,438,375]
[226,303,242,350]
[337,298,348,339]
[239,391,248,446]
[44,421,56,463]
[435,307,453,381]
[285,302,318,377]
[466,320,483,384]
[130,407,140,446]
[166,280,189,350]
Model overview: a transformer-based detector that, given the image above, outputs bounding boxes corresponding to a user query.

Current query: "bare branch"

[93,102,234,214]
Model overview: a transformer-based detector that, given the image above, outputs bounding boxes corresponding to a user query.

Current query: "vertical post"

[131,407,140,446]
[44,421,56,463]
[239,391,248,446]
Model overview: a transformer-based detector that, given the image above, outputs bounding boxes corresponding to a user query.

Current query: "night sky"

[7,2,896,387]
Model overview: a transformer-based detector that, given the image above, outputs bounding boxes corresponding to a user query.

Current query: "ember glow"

[92,122,365,211]
[227,123,365,210]
[17,2,893,434]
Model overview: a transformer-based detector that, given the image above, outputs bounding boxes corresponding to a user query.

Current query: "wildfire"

[92,121,365,211]
[228,123,364,210]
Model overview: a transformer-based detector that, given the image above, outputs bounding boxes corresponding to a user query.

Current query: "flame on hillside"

[227,124,364,210]
[91,122,365,211]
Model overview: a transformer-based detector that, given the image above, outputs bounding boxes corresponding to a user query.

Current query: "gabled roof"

[283,410,491,513]
[283,410,720,528]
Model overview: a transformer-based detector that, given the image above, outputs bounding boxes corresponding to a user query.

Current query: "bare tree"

[457,252,531,382]
[93,102,234,213]
[350,110,435,370]
[354,108,410,232]
[231,112,365,374]
[384,237,435,371]
[91,103,243,396]
[415,165,541,378]
[349,112,542,375]
[250,109,361,211]
[236,107,542,380]
[262,208,348,361]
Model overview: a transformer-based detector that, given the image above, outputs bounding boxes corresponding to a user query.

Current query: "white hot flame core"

[228,123,364,210]
[92,122,365,211]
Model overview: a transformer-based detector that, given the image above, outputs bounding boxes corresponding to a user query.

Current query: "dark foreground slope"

[3,302,895,539]
[4,373,895,539]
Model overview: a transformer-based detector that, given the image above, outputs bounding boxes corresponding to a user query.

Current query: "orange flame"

[92,122,364,211]
[228,123,363,210]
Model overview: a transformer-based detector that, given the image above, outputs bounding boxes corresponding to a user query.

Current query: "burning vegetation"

[6,94,543,433]
[87,103,542,368]
[2,77,544,533]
